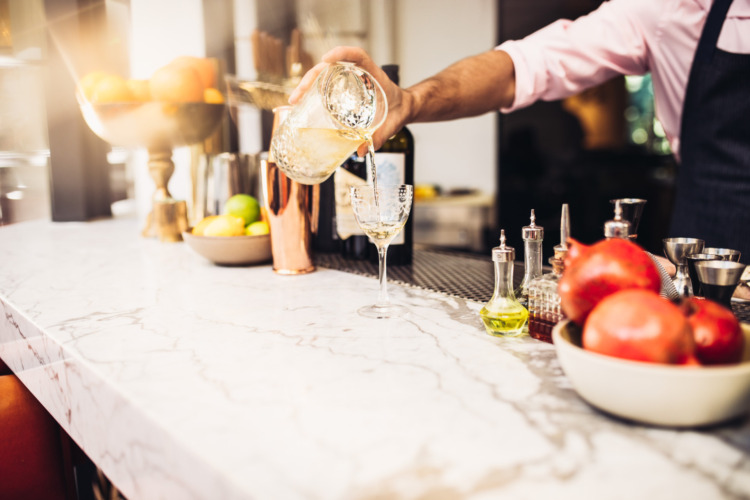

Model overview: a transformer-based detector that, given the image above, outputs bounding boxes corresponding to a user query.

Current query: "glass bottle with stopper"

[527,204,570,343]
[517,209,544,305]
[480,230,529,337]
[604,200,631,239]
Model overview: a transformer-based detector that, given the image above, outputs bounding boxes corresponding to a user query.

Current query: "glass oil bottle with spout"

[527,204,570,343]
[517,209,544,305]
[480,230,529,337]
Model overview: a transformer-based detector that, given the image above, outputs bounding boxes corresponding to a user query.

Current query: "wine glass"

[350,184,413,318]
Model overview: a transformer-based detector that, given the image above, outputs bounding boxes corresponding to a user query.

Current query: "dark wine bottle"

[312,175,340,253]
[371,64,415,265]
[336,153,370,259]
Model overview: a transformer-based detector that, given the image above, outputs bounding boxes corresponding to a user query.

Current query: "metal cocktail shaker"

[262,106,318,274]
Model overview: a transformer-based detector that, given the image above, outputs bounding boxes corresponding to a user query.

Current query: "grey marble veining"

[1,216,749,499]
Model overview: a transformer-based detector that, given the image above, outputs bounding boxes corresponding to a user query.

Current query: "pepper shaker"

[517,209,544,304]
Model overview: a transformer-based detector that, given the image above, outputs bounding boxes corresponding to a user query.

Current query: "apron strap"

[694,0,734,63]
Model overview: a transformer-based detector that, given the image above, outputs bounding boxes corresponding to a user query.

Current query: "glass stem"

[376,245,390,307]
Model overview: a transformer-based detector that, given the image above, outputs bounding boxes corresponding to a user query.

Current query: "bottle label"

[371,152,406,245]
[335,168,367,240]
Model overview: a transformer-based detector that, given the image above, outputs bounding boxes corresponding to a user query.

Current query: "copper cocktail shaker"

[262,106,318,274]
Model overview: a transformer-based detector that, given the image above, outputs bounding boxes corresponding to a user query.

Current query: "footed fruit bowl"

[79,101,225,149]
[553,320,750,427]
[79,100,225,241]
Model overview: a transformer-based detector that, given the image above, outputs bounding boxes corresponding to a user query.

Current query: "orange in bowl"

[126,79,151,102]
[90,74,135,103]
[204,87,224,104]
[149,63,204,103]
[78,70,110,101]
[170,55,217,90]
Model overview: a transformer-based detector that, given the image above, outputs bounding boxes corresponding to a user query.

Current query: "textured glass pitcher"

[270,62,387,185]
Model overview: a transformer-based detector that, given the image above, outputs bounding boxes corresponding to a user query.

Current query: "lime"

[245,220,269,236]
[203,215,246,237]
[224,194,260,226]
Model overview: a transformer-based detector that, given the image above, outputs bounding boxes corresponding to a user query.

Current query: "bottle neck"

[550,259,564,277]
[493,260,515,297]
[550,246,568,277]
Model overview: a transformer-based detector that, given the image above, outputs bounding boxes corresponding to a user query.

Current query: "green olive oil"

[480,304,529,337]
[480,229,529,337]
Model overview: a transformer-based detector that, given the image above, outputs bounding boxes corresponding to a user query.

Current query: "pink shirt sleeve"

[497,0,658,113]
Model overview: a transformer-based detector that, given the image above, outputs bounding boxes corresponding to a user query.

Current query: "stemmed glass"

[610,198,647,241]
[350,184,413,318]
[663,237,705,297]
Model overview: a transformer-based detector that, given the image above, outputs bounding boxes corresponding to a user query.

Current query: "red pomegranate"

[559,238,661,325]
[682,297,745,365]
[583,289,698,365]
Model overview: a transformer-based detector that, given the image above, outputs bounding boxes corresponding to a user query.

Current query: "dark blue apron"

[669,0,750,263]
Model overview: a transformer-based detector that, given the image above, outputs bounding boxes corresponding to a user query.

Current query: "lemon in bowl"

[199,214,245,237]
[245,221,269,236]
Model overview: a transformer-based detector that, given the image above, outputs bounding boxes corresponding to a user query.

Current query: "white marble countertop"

[1,216,750,499]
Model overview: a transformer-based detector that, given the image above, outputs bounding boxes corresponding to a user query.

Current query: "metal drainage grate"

[317,248,520,303]
[316,248,750,323]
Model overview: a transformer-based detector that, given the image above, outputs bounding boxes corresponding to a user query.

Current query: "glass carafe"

[270,62,388,185]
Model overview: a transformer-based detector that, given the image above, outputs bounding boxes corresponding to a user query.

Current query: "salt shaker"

[480,230,529,337]
[517,209,544,304]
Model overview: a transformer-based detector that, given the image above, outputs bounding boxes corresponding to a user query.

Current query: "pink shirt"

[498,0,750,159]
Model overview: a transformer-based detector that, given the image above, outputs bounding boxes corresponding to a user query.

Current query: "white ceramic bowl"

[553,320,750,427]
[182,231,272,266]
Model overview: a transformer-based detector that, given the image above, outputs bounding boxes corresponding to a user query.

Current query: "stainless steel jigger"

[610,198,646,241]
[695,260,747,307]
[686,253,722,297]
[663,237,705,297]
[703,247,742,262]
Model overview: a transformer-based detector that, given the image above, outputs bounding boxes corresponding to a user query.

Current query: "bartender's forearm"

[404,49,516,124]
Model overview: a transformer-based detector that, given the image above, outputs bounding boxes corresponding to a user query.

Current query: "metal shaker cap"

[492,229,515,262]
[604,200,631,239]
[522,209,544,241]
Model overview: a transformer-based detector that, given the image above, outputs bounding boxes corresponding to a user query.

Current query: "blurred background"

[0,0,675,255]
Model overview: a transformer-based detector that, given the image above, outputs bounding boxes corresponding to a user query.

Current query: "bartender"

[291,0,750,261]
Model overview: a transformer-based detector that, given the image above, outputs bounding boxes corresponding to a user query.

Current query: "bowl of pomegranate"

[552,237,750,428]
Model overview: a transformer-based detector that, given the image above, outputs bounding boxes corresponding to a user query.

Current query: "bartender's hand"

[654,255,676,276]
[289,46,413,155]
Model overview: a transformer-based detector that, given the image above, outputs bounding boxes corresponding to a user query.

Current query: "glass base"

[358,303,407,319]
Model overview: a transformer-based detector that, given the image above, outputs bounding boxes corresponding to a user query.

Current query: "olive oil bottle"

[480,230,529,337]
